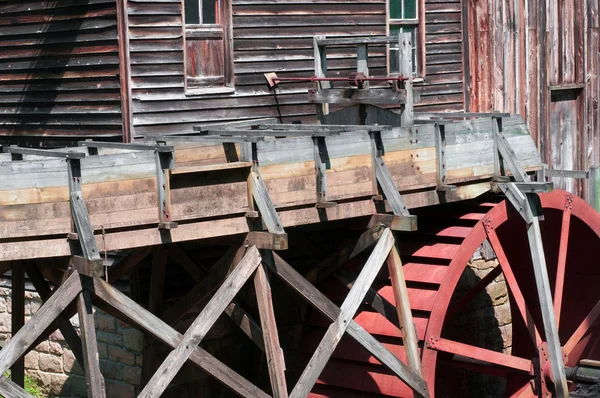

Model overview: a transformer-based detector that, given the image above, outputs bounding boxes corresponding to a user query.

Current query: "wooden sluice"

[0,112,544,397]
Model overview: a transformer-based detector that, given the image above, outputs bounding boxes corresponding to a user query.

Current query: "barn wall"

[465,0,599,192]
[0,0,123,144]
[128,0,466,137]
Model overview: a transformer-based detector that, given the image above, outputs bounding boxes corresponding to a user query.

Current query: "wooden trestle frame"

[0,123,431,397]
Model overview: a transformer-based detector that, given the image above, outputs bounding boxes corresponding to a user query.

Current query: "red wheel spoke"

[564,298,600,355]
[446,265,502,319]
[485,225,542,345]
[509,381,535,397]
[553,206,571,326]
[427,337,532,374]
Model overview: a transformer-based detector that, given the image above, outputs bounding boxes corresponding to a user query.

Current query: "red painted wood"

[553,203,572,326]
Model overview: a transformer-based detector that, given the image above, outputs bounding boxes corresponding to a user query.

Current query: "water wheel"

[301,189,600,397]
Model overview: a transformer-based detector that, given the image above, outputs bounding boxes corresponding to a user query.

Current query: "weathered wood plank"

[11,262,25,388]
[0,376,34,398]
[25,263,85,370]
[77,275,106,398]
[290,229,395,397]
[304,223,386,284]
[0,272,82,375]
[254,263,288,398]
[138,246,262,398]
[91,278,270,398]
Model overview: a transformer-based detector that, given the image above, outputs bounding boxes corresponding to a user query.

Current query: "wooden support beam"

[24,263,85,370]
[143,246,168,387]
[313,136,336,208]
[138,246,262,398]
[0,376,34,398]
[368,214,418,232]
[91,277,271,398]
[77,275,106,398]
[267,253,428,397]
[166,243,266,352]
[308,89,407,105]
[290,229,395,397]
[245,232,288,251]
[148,247,167,313]
[313,35,330,121]
[304,223,387,285]
[525,212,568,397]
[160,245,243,327]
[251,170,285,235]
[108,247,153,284]
[334,268,400,329]
[223,301,265,352]
[254,262,288,398]
[0,272,82,376]
[399,32,414,127]
[588,166,600,211]
[167,244,206,281]
[11,262,25,388]
[387,246,424,382]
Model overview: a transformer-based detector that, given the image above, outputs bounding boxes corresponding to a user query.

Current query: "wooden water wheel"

[302,189,600,397]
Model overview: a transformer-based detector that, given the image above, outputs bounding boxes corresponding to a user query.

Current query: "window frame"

[386,0,426,78]
[182,0,235,96]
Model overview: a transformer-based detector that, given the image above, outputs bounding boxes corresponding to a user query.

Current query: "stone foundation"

[0,283,145,398]
[437,246,513,397]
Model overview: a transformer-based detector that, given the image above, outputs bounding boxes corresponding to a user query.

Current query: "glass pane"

[184,0,200,24]
[202,0,217,24]
[390,0,402,19]
[389,48,400,74]
[404,0,417,19]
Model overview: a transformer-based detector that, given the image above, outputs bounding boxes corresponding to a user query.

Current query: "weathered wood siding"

[129,0,465,137]
[0,0,123,143]
[465,0,599,194]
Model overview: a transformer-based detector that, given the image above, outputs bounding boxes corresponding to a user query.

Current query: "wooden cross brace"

[268,231,430,397]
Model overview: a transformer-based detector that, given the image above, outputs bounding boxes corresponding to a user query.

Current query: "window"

[388,0,424,77]
[183,0,234,94]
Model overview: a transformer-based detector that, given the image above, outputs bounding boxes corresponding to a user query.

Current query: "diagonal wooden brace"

[290,229,395,397]
[268,252,429,397]
[369,130,417,231]
[139,246,263,398]
[91,277,271,398]
[0,272,82,376]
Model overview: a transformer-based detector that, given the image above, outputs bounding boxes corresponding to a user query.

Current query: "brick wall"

[0,284,145,397]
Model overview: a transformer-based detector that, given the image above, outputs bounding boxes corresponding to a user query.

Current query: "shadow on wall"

[436,258,512,398]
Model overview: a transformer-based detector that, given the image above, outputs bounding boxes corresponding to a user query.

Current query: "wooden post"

[77,275,106,398]
[313,35,330,122]
[11,262,25,388]
[399,32,414,127]
[356,44,369,88]
[253,262,288,398]
[588,166,600,211]
[387,246,424,397]
[142,247,168,387]
[525,197,569,398]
